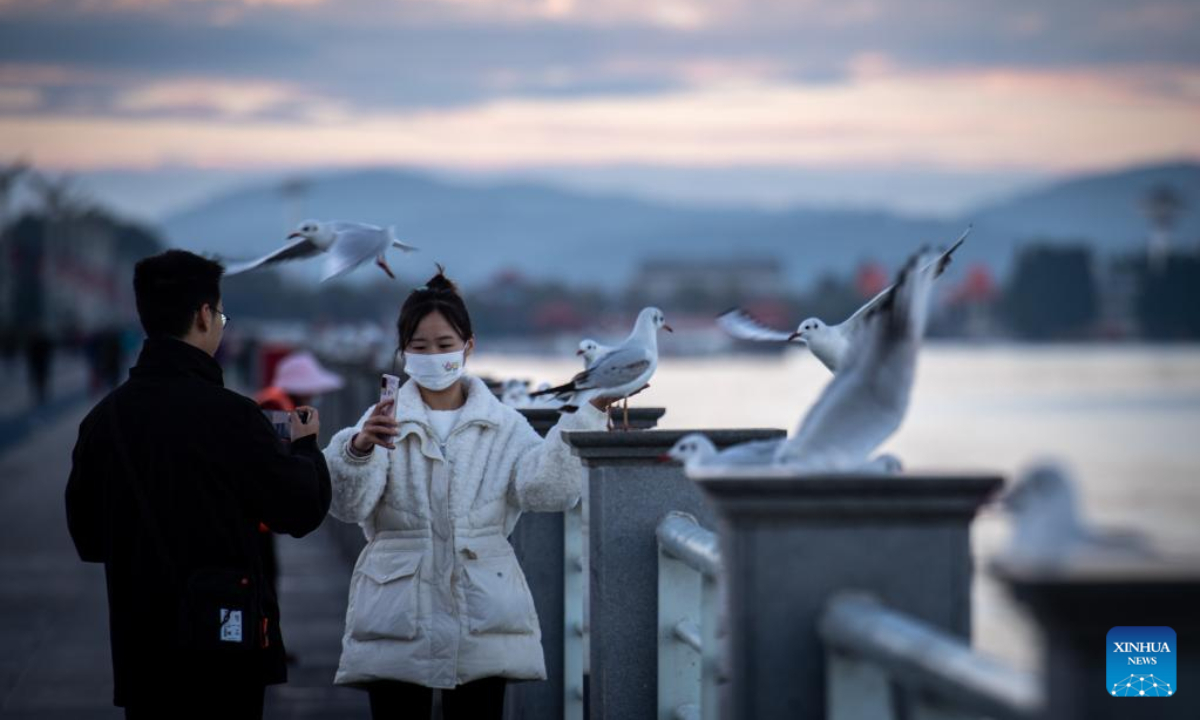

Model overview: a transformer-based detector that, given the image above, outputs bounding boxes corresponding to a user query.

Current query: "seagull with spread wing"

[772,246,937,472]
[224,219,418,282]
[717,226,971,373]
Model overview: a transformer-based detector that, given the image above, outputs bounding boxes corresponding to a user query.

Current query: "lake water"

[471,343,1200,672]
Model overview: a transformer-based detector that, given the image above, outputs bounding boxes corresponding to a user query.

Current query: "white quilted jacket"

[322,374,607,688]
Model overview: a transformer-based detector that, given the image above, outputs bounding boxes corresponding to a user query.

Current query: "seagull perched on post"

[577,338,614,369]
[717,226,971,373]
[665,433,901,475]
[531,307,671,428]
[663,433,782,471]
[224,219,418,282]
[1000,464,1156,565]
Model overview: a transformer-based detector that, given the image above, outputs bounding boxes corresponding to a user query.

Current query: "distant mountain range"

[161,161,1200,290]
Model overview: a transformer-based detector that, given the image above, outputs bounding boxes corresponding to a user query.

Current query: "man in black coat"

[65,250,332,719]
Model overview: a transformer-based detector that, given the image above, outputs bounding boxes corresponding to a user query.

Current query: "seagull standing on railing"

[531,307,671,429]
[500,379,531,408]
[577,338,614,369]
[224,219,418,282]
[664,433,782,470]
[717,226,970,373]
[667,433,902,474]
[1000,464,1156,565]
[772,247,936,472]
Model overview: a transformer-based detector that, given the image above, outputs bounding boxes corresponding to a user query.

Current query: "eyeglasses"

[215,309,229,327]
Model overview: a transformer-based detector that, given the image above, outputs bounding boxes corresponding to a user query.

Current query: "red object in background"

[258,344,294,389]
[492,268,525,286]
[533,300,584,332]
[856,262,889,299]
[256,385,296,412]
[949,264,997,305]
[254,350,295,538]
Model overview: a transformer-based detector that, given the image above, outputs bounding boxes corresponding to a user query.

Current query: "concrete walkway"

[0,400,369,718]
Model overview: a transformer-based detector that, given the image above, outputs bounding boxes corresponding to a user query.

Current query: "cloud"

[0,87,40,111]
[2,0,1199,113]
[0,0,1197,179]
[110,78,348,120]
[4,65,1198,174]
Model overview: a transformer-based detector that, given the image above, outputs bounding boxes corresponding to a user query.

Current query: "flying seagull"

[717,226,971,372]
[224,219,418,282]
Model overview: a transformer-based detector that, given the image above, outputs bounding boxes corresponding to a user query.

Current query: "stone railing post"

[689,470,1002,719]
[992,559,1200,719]
[566,429,787,720]
[505,408,665,720]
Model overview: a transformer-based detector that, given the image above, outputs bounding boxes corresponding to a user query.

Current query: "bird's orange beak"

[657,453,674,464]
[663,324,674,333]
[787,331,802,341]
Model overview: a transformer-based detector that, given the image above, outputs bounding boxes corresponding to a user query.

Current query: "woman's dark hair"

[397,264,473,349]
[133,249,224,338]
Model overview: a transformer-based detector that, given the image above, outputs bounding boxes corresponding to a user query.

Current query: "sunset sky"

[1,0,1198,215]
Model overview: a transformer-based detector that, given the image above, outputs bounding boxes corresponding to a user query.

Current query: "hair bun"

[422,263,459,295]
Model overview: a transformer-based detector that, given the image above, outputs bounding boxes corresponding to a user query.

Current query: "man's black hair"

[133,250,224,338]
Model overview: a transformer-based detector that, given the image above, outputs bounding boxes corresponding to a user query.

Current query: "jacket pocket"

[349,551,423,641]
[461,554,538,635]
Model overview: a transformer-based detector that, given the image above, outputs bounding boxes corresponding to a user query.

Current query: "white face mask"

[403,350,466,391]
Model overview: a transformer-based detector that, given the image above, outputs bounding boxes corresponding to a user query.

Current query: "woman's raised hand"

[351,399,398,453]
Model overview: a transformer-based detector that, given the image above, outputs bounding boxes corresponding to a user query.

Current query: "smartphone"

[262,409,292,441]
[381,374,400,406]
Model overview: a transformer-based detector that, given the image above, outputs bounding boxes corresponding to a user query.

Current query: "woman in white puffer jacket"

[322,267,611,719]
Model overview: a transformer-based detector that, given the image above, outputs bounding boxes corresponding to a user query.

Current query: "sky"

[1,0,1199,217]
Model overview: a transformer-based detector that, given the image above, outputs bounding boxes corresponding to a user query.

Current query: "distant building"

[1140,185,1185,272]
[629,257,785,308]
[1133,252,1200,340]
[0,212,161,338]
[1095,256,1141,339]
[1003,243,1099,340]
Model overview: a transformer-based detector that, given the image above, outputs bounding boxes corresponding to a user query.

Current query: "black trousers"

[367,676,507,720]
[124,682,266,720]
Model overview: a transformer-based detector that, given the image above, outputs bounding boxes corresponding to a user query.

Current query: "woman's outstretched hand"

[351,399,398,453]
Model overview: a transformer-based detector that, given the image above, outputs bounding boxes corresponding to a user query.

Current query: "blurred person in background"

[255,349,344,647]
[85,326,126,395]
[24,327,53,406]
[65,249,332,719]
[256,350,344,415]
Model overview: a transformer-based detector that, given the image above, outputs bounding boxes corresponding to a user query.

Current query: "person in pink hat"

[257,350,346,413]
[255,350,346,645]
